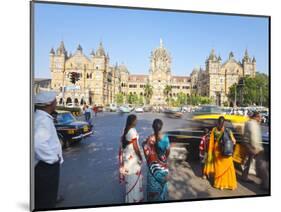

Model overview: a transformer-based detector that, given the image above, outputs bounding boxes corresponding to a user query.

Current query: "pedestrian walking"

[93,104,98,116]
[143,119,170,201]
[119,114,144,203]
[34,91,63,209]
[84,105,91,122]
[242,111,269,190]
[199,128,210,179]
[204,116,237,190]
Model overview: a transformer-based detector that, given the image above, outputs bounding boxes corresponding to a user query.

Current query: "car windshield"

[198,106,222,113]
[57,113,76,124]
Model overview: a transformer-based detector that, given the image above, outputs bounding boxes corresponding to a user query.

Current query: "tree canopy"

[228,72,269,107]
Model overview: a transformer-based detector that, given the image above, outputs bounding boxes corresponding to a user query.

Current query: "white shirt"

[244,119,263,153]
[34,110,64,166]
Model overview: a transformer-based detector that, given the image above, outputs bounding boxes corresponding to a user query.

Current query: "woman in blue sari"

[143,119,170,201]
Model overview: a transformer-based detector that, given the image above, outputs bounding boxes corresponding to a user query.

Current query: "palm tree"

[144,83,153,105]
[163,85,172,106]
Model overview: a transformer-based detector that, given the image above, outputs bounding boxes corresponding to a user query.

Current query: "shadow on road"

[168,159,211,200]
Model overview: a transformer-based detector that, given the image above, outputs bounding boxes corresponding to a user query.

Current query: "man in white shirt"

[34,91,63,209]
[242,111,269,190]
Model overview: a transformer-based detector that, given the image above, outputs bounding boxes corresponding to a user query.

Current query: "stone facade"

[50,41,255,106]
[191,49,256,106]
[50,40,191,106]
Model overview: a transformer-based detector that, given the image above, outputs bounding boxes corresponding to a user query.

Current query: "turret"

[242,49,256,77]
[96,42,106,57]
[49,48,55,70]
[56,41,67,56]
[229,51,234,60]
[242,49,251,63]
[205,49,220,74]
[76,44,83,54]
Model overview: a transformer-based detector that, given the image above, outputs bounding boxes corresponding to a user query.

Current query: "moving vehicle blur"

[166,111,269,164]
[164,107,183,118]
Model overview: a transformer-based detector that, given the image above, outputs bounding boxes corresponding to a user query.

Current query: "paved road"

[56,112,268,208]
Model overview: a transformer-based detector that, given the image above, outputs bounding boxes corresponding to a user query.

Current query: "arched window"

[59,98,63,105]
[66,97,72,104]
[74,98,79,104]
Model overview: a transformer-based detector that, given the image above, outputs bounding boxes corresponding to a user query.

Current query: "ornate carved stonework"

[149,39,172,105]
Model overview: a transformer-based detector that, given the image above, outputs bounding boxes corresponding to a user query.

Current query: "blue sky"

[34,3,269,78]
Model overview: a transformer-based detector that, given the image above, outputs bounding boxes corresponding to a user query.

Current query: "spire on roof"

[56,41,66,55]
[208,49,217,61]
[245,48,249,57]
[160,38,163,48]
[96,42,106,56]
[50,47,55,55]
[77,44,83,51]
[243,49,251,63]
[229,51,234,60]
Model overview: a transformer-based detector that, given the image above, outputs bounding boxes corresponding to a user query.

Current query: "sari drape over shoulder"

[143,134,170,201]
[119,128,144,203]
[204,127,237,190]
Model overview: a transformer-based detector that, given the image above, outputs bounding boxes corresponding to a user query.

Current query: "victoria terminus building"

[49,39,256,106]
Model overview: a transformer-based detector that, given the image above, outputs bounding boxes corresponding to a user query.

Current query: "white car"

[66,103,80,108]
[106,103,117,112]
[135,107,144,113]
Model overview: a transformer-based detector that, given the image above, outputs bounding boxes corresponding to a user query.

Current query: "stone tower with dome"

[149,39,172,105]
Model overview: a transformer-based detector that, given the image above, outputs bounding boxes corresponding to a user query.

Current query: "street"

[56,112,268,208]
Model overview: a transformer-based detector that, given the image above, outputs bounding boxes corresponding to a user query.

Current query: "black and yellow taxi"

[166,112,269,164]
[53,110,93,148]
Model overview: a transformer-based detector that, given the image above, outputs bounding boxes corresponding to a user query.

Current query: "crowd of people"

[199,112,269,191]
[33,91,269,209]
[118,112,269,204]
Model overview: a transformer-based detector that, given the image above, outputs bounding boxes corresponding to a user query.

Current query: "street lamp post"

[234,84,237,107]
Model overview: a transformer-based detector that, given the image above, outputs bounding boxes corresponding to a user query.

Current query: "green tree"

[127,93,138,105]
[176,92,187,106]
[138,95,144,105]
[115,93,124,105]
[228,72,269,107]
[186,94,212,106]
[144,83,153,105]
[163,85,172,106]
[132,94,139,105]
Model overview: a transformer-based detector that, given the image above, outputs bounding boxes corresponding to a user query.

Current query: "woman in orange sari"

[204,116,237,190]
